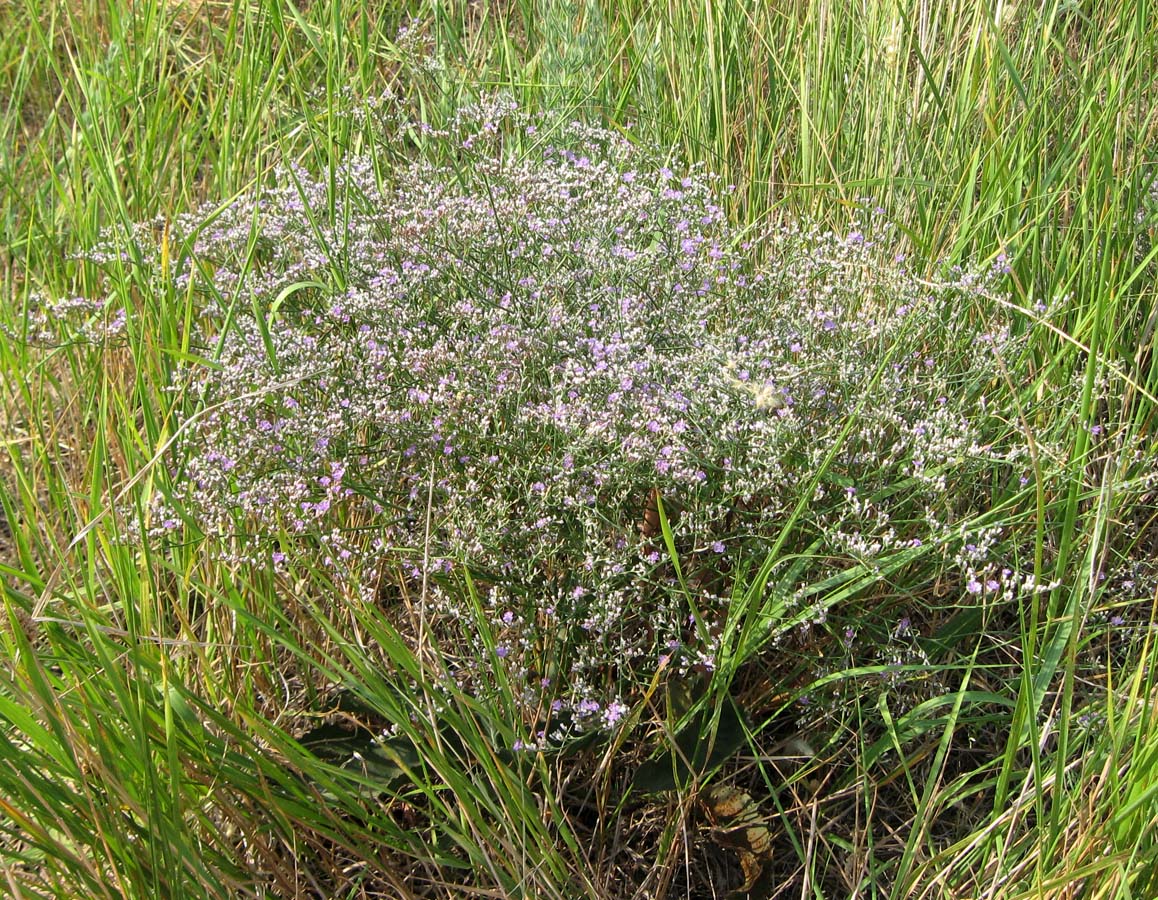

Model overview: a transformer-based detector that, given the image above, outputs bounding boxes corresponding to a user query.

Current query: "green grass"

[2,0,1158,897]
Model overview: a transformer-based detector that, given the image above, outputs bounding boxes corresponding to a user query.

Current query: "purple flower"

[604,700,628,727]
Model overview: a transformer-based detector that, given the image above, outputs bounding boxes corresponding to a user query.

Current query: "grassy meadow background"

[2,0,1158,897]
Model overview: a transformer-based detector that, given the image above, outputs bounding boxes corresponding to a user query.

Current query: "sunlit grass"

[2,1,1157,897]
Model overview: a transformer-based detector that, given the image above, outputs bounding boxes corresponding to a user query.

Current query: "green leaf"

[297,722,421,792]
[631,695,751,794]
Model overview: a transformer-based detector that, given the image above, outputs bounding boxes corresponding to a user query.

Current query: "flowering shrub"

[99,99,1047,744]
[12,294,128,345]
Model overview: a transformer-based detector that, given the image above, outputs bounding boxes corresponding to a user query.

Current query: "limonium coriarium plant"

[80,97,1054,748]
